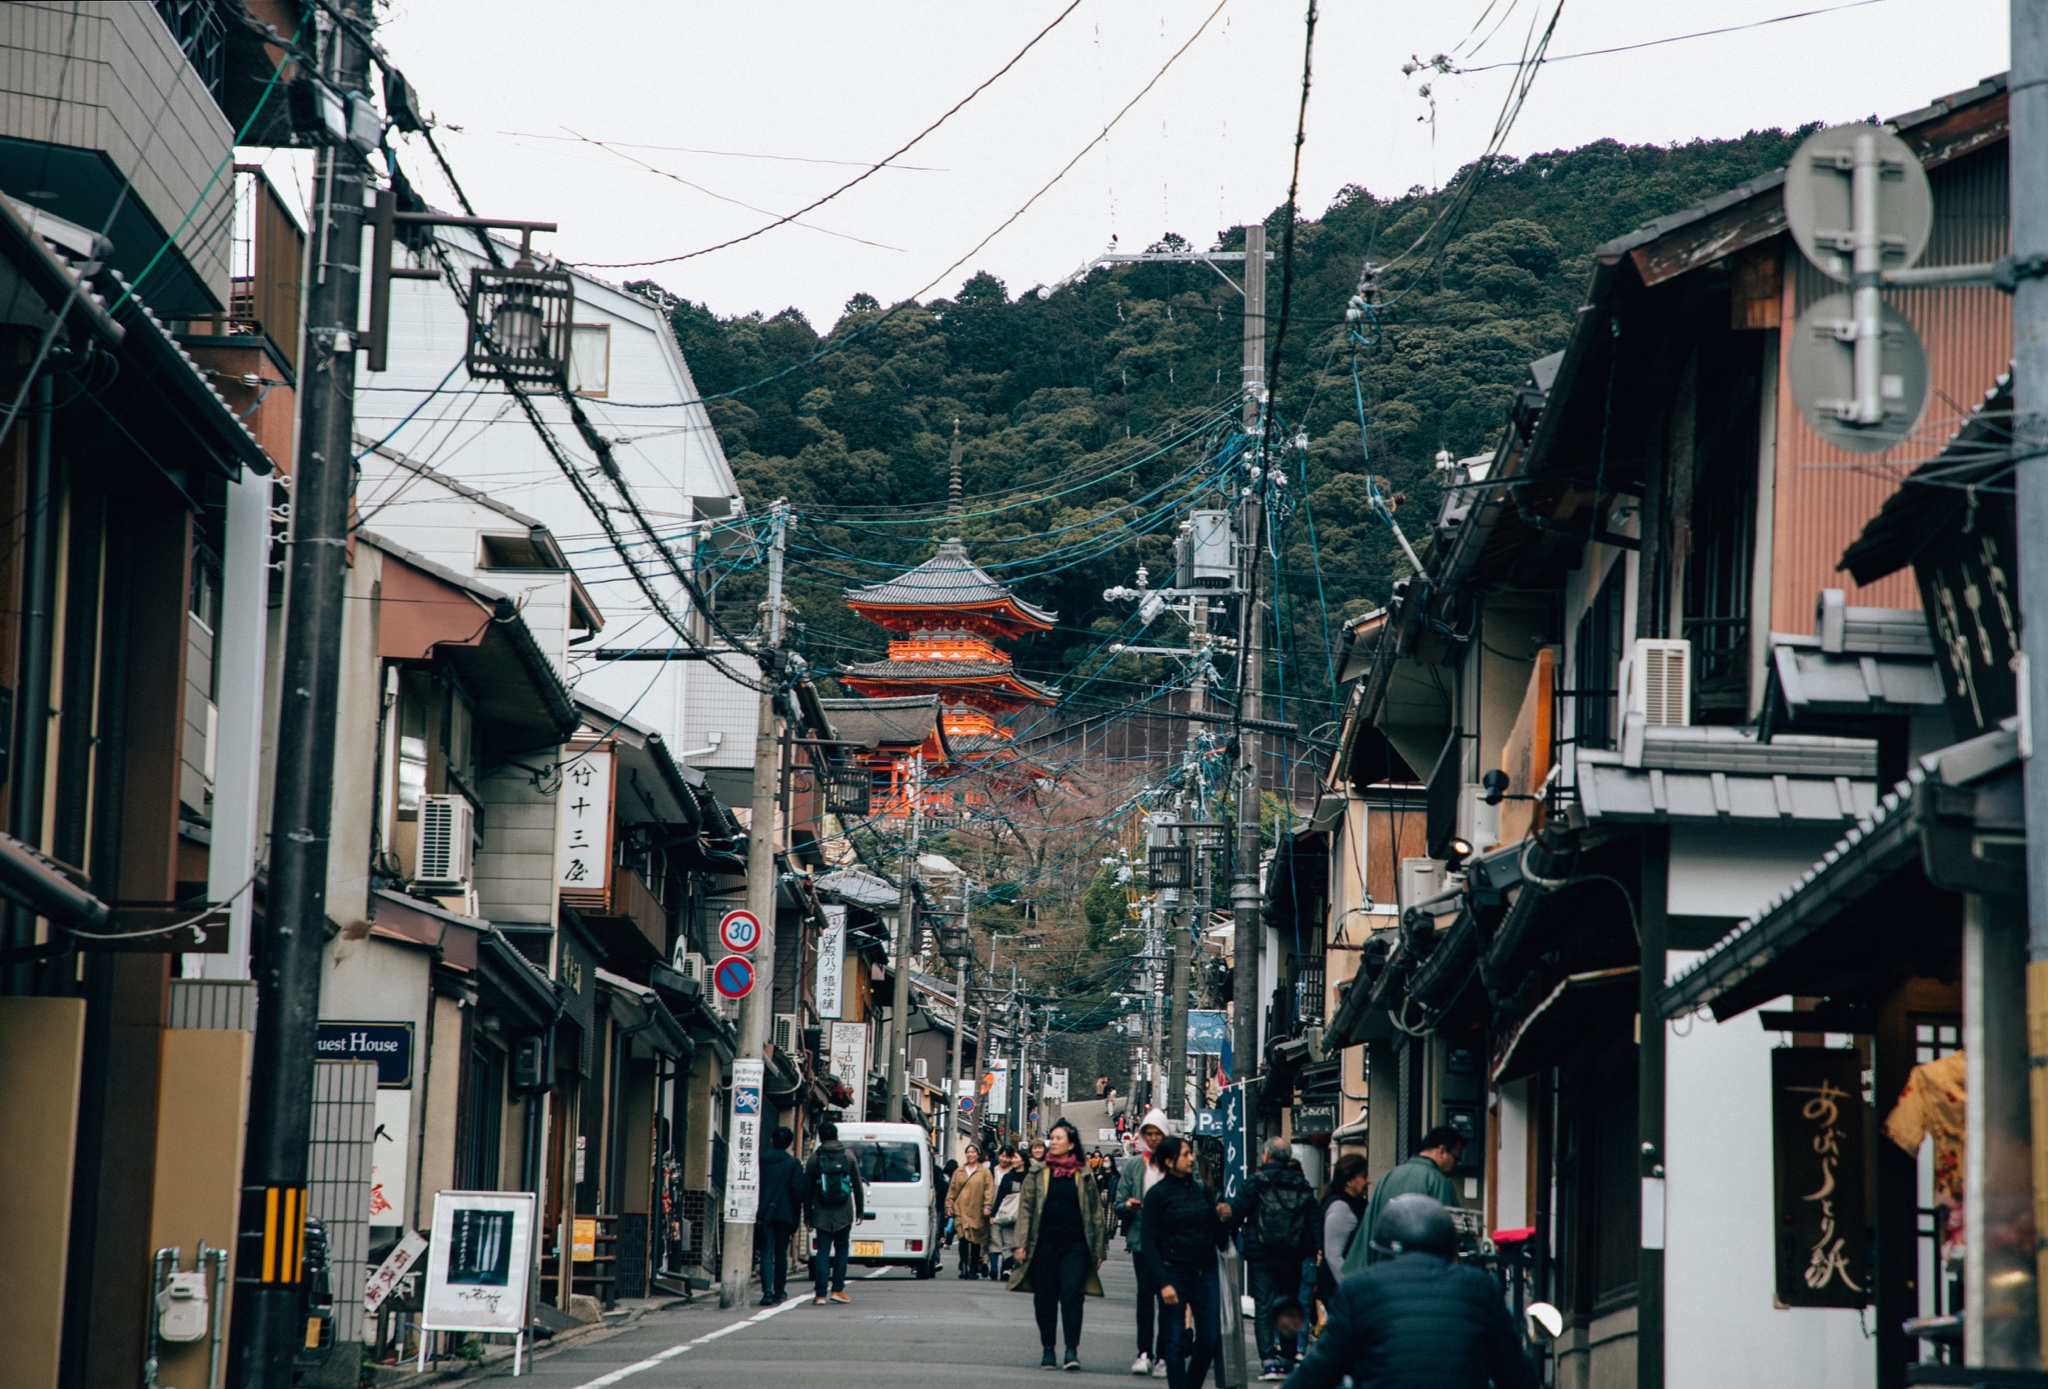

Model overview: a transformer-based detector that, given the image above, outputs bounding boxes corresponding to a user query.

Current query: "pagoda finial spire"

[946,418,963,543]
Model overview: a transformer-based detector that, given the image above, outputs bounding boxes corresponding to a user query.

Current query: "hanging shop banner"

[724,1058,766,1224]
[1187,1009,1233,1080]
[816,905,846,1020]
[557,750,614,891]
[422,1190,536,1335]
[1218,1083,1250,1204]
[829,1022,868,1116]
[1770,1047,1871,1308]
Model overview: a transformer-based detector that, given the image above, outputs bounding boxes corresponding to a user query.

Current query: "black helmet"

[1374,1193,1457,1258]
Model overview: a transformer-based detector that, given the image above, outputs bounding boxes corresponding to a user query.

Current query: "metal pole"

[887,763,922,1115]
[717,500,788,1307]
[5,372,52,992]
[1231,223,1268,1118]
[1165,596,1208,1127]
[2011,0,2048,1355]
[231,6,372,1381]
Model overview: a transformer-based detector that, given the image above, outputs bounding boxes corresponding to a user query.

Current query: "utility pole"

[231,6,373,1383]
[947,878,971,1158]
[2012,0,2048,1350]
[887,759,924,1115]
[1164,593,1208,1128]
[1230,221,1268,1115]
[718,500,789,1308]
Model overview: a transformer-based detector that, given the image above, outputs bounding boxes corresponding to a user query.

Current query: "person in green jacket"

[1340,1125,1464,1276]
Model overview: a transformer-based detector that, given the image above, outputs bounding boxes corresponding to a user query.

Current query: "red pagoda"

[836,428,1056,808]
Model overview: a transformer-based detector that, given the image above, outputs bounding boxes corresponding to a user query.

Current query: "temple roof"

[820,695,950,753]
[846,541,1057,631]
[838,657,1058,704]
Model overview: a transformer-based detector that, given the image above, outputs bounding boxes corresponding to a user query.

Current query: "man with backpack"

[804,1121,867,1304]
[1239,1138,1318,1380]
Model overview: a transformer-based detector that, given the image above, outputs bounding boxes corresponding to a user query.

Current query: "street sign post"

[718,907,762,954]
[724,1058,766,1225]
[713,955,755,1000]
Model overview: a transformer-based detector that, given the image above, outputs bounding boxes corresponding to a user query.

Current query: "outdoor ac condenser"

[1625,638,1692,728]
[415,794,474,888]
[675,950,707,985]
[773,1013,800,1056]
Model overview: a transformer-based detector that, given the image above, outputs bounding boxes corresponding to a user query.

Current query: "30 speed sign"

[718,908,762,954]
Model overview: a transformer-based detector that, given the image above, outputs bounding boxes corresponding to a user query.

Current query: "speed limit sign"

[718,908,762,954]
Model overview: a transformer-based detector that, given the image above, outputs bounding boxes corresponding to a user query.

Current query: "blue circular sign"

[713,954,755,1000]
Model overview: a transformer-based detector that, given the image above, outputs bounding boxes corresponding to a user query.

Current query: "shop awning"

[597,968,694,1061]
[1491,966,1638,1085]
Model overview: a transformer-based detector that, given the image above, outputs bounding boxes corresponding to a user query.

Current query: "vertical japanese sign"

[557,750,613,891]
[829,1021,868,1114]
[1913,487,2020,738]
[815,905,846,1020]
[1770,1047,1870,1307]
[724,1058,766,1224]
[1218,1083,1249,1204]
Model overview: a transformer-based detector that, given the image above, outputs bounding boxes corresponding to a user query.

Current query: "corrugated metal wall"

[1769,144,2010,633]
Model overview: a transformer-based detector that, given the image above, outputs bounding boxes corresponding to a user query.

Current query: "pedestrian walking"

[803,1120,868,1305]
[1138,1135,1235,1389]
[949,1143,995,1278]
[1284,1195,1535,1389]
[1339,1127,1464,1276]
[755,1126,806,1306]
[1029,1136,1048,1168]
[1314,1154,1368,1316]
[938,1157,958,1247]
[1113,1107,1172,1377]
[990,1146,1025,1280]
[1240,1138,1319,1379]
[1009,1119,1109,1372]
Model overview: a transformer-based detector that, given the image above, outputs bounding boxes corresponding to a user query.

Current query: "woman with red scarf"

[1010,1119,1110,1371]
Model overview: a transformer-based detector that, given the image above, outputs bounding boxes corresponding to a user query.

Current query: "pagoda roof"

[839,658,1059,706]
[846,541,1056,631]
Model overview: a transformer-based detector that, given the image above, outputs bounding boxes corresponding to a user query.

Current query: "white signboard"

[1047,1068,1069,1103]
[364,1228,428,1315]
[422,1190,536,1335]
[557,750,614,891]
[724,1058,766,1224]
[368,1089,411,1227]
[815,906,846,1019]
[829,1021,868,1114]
[988,1059,1010,1118]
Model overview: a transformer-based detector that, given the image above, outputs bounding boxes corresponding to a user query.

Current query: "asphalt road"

[488,1257,1148,1389]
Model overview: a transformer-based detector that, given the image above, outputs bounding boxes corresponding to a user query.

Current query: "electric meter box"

[157,1270,210,1342]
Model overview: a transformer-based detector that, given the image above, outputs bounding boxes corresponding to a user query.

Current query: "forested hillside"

[635,128,1810,725]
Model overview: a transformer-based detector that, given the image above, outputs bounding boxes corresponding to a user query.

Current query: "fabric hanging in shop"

[1884,1048,1965,1260]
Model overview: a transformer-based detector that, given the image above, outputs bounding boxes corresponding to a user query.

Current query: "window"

[568,323,610,397]
[845,1140,924,1184]
[463,1042,504,1190]
[396,671,430,817]
[1683,348,1764,718]
[1572,563,1626,752]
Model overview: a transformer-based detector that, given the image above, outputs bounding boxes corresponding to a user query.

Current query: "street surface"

[491,1259,1145,1388]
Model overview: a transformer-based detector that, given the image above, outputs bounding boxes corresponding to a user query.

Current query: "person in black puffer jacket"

[1284,1194,1536,1389]
[1138,1136,1237,1389]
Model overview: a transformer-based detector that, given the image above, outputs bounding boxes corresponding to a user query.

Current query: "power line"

[1451,0,1891,72]
[573,0,1085,269]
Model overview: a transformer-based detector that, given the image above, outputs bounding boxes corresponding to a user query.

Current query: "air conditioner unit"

[773,1013,800,1057]
[1398,857,1443,910]
[1625,638,1692,728]
[913,1057,929,1081]
[415,794,474,888]
[675,950,707,985]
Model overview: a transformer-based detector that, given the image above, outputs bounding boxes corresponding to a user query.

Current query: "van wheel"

[914,1256,937,1280]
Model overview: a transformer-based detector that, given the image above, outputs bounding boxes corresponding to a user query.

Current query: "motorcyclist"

[1282,1194,1536,1389]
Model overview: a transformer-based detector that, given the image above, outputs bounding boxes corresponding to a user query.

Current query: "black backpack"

[814,1148,856,1208]
[1254,1172,1315,1253]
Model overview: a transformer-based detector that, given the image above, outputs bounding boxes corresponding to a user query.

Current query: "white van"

[813,1121,941,1279]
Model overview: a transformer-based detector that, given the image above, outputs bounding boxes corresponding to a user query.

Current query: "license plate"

[852,1241,883,1257]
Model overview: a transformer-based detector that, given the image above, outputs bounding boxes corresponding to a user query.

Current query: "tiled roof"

[819,694,944,749]
[847,540,1056,625]
[840,658,1058,701]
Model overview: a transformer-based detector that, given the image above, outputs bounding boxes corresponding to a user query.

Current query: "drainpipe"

[6,372,54,992]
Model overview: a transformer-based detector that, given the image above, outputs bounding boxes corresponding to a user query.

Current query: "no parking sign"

[713,954,755,999]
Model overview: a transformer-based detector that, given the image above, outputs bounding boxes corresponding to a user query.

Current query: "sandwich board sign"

[421,1190,536,1374]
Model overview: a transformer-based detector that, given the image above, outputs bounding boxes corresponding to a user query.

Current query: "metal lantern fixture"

[938,919,974,960]
[466,265,573,383]
[825,765,872,817]
[1147,842,1192,891]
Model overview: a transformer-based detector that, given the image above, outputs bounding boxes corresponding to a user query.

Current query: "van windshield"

[844,1140,923,1184]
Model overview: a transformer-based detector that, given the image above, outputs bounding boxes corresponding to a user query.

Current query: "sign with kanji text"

[1770,1047,1870,1307]
[724,1058,766,1223]
[364,1228,428,1315]
[1218,1083,1250,1204]
[713,954,755,1000]
[719,908,762,954]
[556,750,613,891]
[422,1190,535,1335]
[815,905,846,1019]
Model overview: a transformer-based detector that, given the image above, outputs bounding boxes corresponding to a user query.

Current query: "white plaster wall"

[1664,949,1873,1389]
[1667,823,1848,920]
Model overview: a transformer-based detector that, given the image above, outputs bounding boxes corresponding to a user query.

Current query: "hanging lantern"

[466,266,573,383]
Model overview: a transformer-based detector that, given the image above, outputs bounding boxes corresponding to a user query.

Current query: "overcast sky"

[359,0,2008,327]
